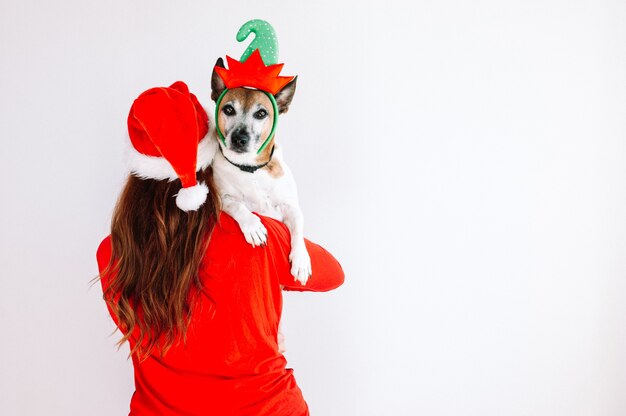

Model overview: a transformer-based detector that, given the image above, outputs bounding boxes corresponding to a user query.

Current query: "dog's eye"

[222,105,235,116]
[253,109,268,120]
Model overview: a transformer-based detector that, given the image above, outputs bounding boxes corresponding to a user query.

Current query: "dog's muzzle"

[231,128,250,153]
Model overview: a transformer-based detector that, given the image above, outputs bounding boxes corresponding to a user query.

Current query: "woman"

[96,83,344,415]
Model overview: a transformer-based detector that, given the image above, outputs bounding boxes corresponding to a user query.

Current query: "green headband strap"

[214,88,278,155]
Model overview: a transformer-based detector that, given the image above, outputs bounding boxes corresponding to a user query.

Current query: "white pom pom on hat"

[126,81,216,211]
[175,182,209,212]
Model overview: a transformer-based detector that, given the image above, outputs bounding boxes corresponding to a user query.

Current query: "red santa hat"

[126,81,215,211]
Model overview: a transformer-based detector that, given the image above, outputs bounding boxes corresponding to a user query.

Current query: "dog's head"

[211,58,297,163]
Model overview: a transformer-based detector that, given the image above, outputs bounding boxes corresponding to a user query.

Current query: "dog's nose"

[231,128,250,150]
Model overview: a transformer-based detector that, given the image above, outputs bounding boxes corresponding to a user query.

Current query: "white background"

[1,0,625,415]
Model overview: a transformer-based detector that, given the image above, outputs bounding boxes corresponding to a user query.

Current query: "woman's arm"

[96,236,124,330]
[260,215,345,292]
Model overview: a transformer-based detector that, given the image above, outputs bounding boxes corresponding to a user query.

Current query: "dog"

[207,58,311,285]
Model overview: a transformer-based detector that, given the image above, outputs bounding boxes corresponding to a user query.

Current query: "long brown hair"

[98,167,220,361]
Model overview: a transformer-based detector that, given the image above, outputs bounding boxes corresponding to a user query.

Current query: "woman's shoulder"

[96,235,112,273]
[213,212,290,241]
[206,212,292,266]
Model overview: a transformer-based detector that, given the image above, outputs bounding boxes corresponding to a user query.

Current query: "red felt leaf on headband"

[215,49,294,95]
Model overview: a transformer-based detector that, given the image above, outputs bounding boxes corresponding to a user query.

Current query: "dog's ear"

[274,76,297,114]
[211,58,226,102]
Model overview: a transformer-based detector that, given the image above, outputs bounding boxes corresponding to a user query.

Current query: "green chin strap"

[215,88,279,155]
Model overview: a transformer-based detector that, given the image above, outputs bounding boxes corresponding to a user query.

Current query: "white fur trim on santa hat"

[175,182,209,211]
[197,131,218,171]
[125,131,218,182]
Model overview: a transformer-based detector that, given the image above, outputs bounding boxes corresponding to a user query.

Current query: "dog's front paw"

[289,246,311,285]
[239,216,267,247]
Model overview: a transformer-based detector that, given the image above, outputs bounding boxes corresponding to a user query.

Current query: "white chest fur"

[212,145,298,222]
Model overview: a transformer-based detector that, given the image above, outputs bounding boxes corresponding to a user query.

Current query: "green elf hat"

[214,19,294,154]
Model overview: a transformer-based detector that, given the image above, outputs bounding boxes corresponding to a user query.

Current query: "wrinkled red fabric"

[97,212,344,415]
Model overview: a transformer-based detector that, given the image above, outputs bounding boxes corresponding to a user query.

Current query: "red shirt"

[96,212,344,416]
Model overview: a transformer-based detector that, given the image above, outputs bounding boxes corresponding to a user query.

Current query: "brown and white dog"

[208,58,311,285]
